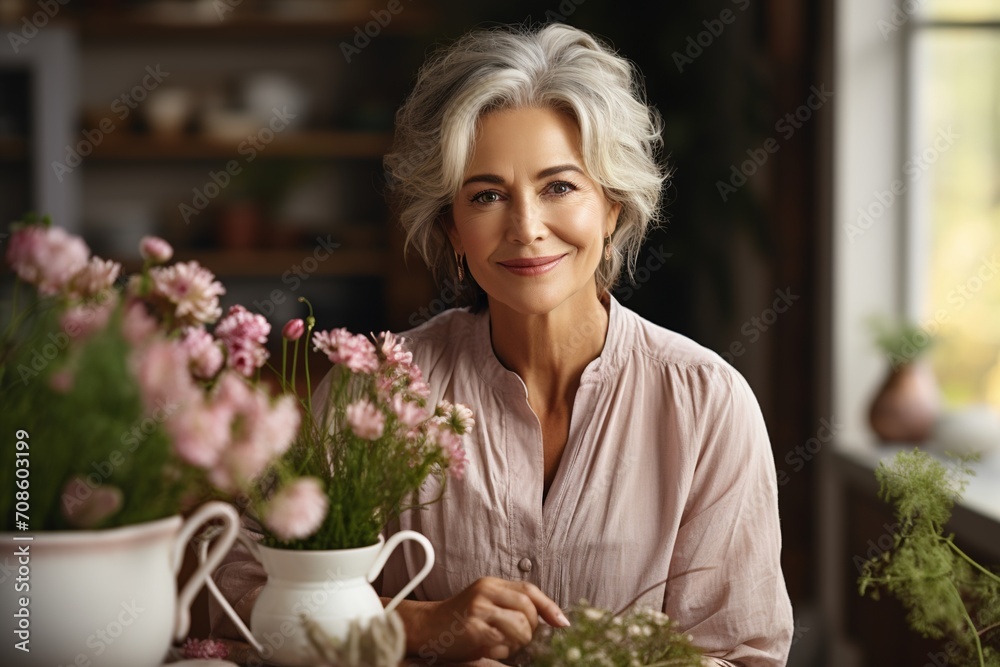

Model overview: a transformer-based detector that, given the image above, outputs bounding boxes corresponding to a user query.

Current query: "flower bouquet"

[0,214,298,530]
[0,214,304,667]
[243,306,471,549]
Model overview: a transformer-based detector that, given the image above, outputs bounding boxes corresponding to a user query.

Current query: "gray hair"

[385,23,668,309]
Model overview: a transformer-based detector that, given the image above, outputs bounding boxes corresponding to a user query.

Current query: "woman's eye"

[549,181,576,196]
[471,190,501,204]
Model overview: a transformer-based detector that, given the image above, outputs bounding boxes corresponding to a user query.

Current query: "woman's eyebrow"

[460,164,584,188]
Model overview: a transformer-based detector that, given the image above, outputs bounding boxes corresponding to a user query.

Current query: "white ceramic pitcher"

[0,501,240,667]
[204,530,433,667]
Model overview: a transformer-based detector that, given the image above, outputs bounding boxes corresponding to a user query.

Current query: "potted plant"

[205,297,472,666]
[0,215,309,666]
[867,315,942,443]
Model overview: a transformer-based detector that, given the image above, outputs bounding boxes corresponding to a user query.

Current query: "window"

[907,0,1000,408]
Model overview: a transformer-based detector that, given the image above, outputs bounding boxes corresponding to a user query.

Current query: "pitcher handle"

[197,528,265,653]
[170,501,240,642]
[365,530,434,614]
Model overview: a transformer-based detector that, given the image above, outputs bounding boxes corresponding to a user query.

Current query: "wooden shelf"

[88,131,392,160]
[73,9,434,40]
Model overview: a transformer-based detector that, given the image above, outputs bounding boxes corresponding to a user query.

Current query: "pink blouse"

[211,294,793,666]
[379,293,791,665]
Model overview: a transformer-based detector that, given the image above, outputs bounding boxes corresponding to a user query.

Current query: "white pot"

[0,501,239,667]
[206,530,433,667]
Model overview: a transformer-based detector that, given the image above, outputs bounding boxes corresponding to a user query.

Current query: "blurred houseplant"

[867,315,942,443]
[857,449,1000,666]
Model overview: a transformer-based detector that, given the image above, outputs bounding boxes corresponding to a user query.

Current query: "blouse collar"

[472,292,630,393]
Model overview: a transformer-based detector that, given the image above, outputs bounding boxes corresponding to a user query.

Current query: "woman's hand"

[397,577,570,662]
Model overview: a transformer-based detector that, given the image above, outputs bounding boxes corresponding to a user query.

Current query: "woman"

[377,21,793,665]
[212,22,793,666]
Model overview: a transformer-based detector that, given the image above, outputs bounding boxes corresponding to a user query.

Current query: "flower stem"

[291,337,300,397]
[946,580,984,667]
[945,537,1000,586]
[281,338,288,392]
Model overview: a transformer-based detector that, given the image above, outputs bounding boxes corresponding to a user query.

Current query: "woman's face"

[447,106,621,316]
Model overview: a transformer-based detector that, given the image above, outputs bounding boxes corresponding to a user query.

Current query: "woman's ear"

[440,208,462,254]
[606,201,622,237]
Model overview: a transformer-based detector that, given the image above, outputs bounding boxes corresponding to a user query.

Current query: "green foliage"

[867,315,935,366]
[520,601,703,667]
[858,449,1000,666]
[0,302,197,531]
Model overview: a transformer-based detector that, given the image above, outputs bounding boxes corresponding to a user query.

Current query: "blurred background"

[1,0,998,664]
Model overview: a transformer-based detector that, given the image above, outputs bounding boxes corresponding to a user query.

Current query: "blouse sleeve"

[665,364,794,666]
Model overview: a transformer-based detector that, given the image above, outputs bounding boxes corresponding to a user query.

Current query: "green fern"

[858,449,1000,666]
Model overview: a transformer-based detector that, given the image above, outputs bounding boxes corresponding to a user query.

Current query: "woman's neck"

[487,291,610,411]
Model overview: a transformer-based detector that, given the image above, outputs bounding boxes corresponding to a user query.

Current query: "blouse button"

[518,557,533,573]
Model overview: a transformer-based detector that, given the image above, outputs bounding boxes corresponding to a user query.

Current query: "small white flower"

[566,647,581,661]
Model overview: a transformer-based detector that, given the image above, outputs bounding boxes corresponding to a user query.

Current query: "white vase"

[207,530,433,667]
[0,501,239,667]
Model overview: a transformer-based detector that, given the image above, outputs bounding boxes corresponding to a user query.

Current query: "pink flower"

[181,327,224,380]
[429,423,468,479]
[60,477,124,528]
[390,394,428,429]
[61,292,118,339]
[215,305,270,377]
[140,236,173,265]
[282,318,305,341]
[68,256,121,299]
[149,261,225,326]
[181,638,228,660]
[121,299,159,346]
[7,225,90,295]
[49,369,74,393]
[377,331,413,367]
[167,396,231,469]
[133,338,201,415]
[313,328,379,374]
[206,374,300,492]
[346,399,385,440]
[263,477,328,541]
[434,400,475,435]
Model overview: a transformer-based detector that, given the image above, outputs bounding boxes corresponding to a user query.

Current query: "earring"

[604,235,613,262]
[455,250,465,282]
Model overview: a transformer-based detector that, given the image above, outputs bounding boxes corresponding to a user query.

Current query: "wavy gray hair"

[385,23,668,310]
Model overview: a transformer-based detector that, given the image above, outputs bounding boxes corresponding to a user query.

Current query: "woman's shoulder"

[399,306,480,344]
[620,304,730,373]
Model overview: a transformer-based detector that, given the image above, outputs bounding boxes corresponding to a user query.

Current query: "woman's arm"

[666,365,794,667]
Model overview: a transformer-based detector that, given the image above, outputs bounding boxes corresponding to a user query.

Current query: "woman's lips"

[498,254,566,276]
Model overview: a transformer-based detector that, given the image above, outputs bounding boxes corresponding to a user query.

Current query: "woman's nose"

[505,195,547,244]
